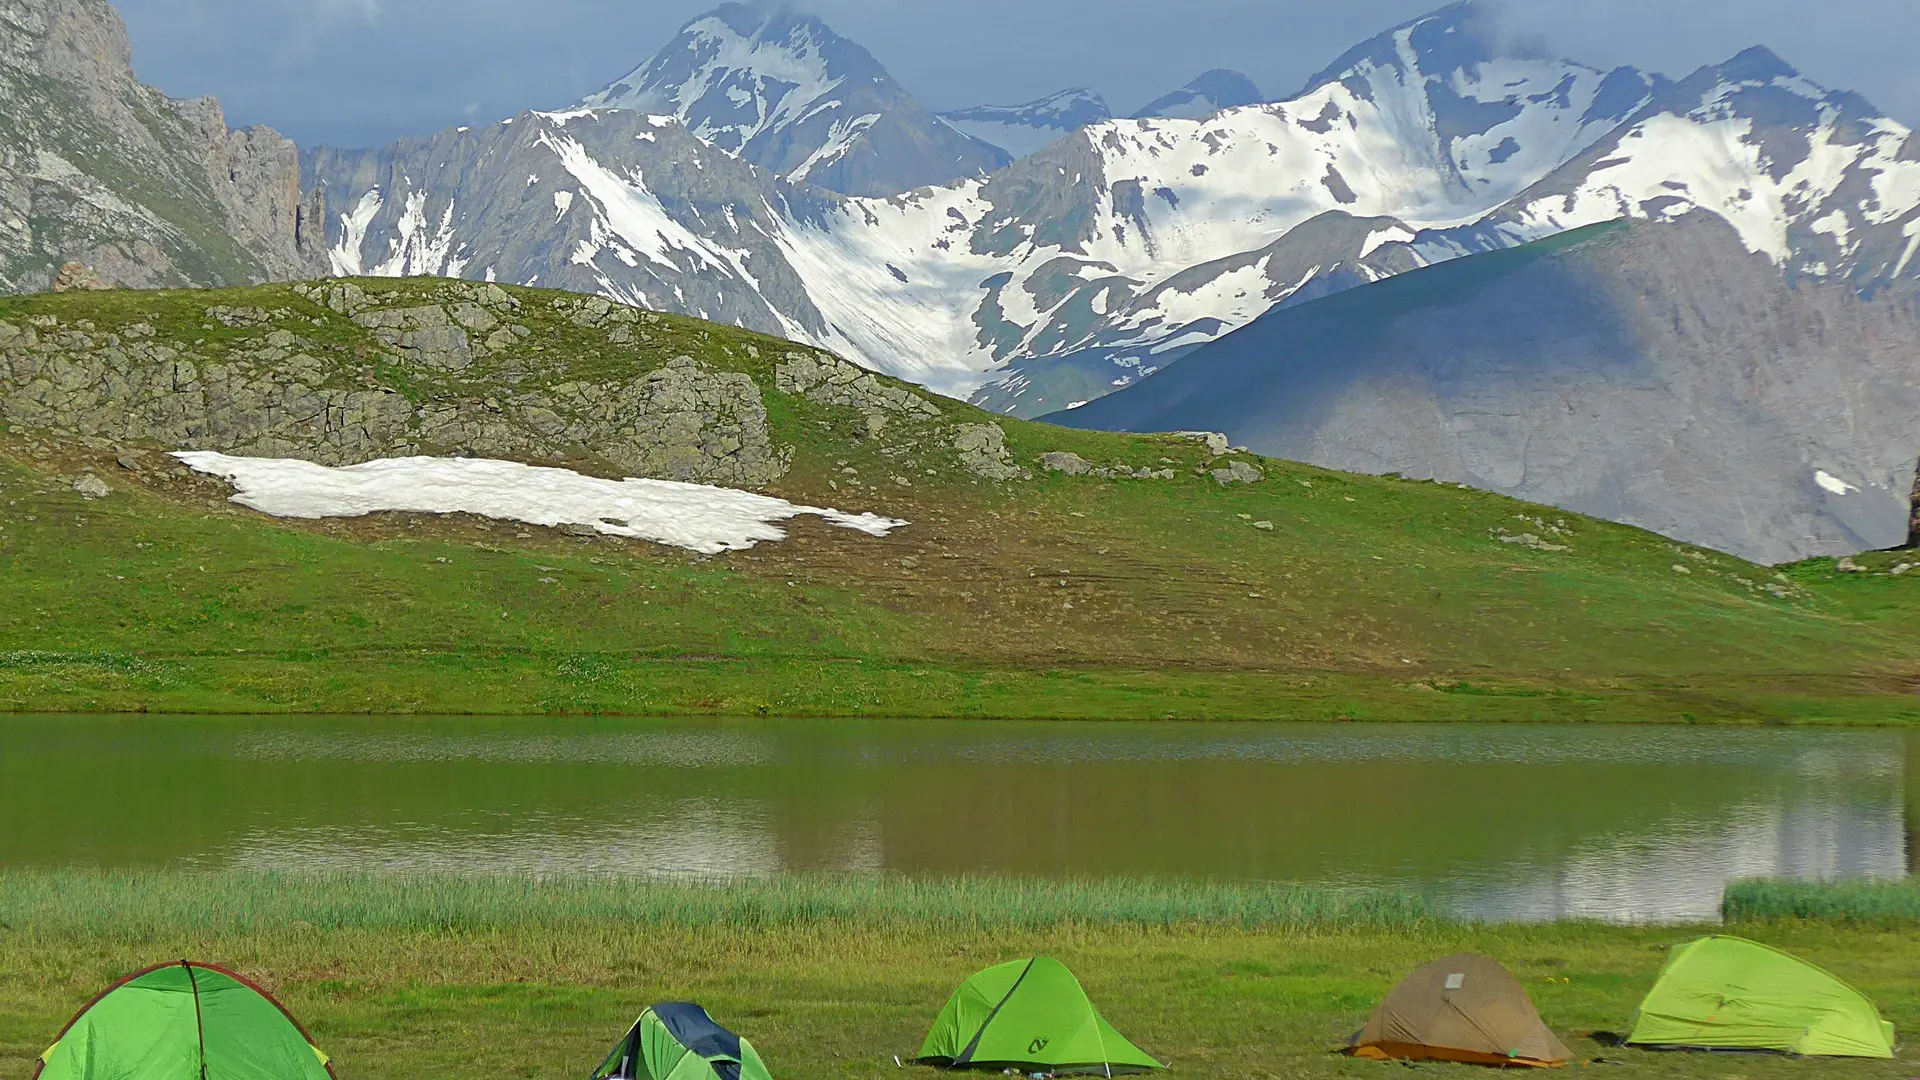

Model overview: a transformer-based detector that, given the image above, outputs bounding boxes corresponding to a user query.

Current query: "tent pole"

[184,962,210,1080]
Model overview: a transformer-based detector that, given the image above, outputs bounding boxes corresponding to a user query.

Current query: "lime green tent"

[591,1003,773,1080]
[1627,936,1894,1058]
[916,957,1162,1075]
[35,961,334,1080]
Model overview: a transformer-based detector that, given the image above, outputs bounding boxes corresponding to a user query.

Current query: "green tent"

[916,957,1162,1075]
[35,961,334,1080]
[591,1003,773,1080]
[1627,936,1894,1058]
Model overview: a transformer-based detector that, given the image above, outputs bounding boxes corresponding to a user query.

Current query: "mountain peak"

[579,2,1005,196]
[1134,69,1265,120]
[1714,45,1803,86]
[583,3,878,130]
[1298,0,1508,96]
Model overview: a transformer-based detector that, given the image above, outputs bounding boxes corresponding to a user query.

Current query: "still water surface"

[2,716,1912,923]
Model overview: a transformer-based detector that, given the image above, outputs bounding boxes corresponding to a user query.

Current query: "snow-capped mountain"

[1419,46,1920,287]
[1134,70,1265,120]
[310,0,1920,419]
[937,88,1113,161]
[579,2,1006,197]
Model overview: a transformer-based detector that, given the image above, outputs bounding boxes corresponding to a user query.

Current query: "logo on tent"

[1027,1038,1050,1054]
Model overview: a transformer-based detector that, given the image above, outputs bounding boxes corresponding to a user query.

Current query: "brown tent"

[1346,954,1572,1068]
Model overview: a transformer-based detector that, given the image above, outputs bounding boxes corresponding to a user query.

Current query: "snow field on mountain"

[772,181,1003,395]
[544,130,742,279]
[1500,110,1910,266]
[372,191,467,278]
[772,35,1675,395]
[173,452,908,555]
[774,77,1610,394]
[330,190,385,276]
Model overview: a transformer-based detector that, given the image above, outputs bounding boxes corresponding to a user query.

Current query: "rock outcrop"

[776,349,941,437]
[1037,450,1173,480]
[0,281,788,484]
[0,0,324,293]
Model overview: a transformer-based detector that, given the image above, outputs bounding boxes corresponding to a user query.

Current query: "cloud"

[315,0,380,21]
[109,0,1920,150]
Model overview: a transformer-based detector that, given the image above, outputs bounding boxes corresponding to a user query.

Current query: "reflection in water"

[220,805,887,879]
[1449,795,1907,923]
[0,717,1910,923]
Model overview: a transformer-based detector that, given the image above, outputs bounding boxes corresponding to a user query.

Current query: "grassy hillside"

[2,279,1918,720]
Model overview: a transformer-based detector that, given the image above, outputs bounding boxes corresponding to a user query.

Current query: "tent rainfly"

[917,957,1163,1075]
[1627,936,1894,1058]
[1346,954,1572,1068]
[591,1003,773,1080]
[34,960,335,1080]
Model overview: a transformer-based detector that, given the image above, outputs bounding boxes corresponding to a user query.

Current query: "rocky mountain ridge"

[1053,216,1920,564]
[0,0,324,293]
[936,88,1113,161]
[1133,69,1265,120]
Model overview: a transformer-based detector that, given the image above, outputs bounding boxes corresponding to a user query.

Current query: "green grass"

[1725,877,1920,925]
[3,279,1919,720]
[0,871,1440,935]
[3,872,1919,1080]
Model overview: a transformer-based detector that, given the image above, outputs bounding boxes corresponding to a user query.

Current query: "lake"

[1,716,1910,923]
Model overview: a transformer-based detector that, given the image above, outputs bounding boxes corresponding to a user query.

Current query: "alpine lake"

[3,715,1911,923]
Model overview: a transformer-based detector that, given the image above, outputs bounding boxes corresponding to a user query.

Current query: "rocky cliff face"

[1054,215,1920,565]
[0,0,324,293]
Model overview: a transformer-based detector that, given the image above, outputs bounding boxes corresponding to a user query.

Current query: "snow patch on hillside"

[173,452,908,555]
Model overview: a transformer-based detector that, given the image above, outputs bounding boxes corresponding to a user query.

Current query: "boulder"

[952,423,1028,480]
[1040,451,1095,476]
[51,262,108,292]
[1178,430,1231,456]
[1210,460,1265,486]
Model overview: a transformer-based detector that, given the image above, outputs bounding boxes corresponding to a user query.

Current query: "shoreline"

[3,662,1916,724]
[3,872,1914,1079]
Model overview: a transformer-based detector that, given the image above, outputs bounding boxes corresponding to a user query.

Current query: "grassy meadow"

[3,872,1918,1080]
[2,283,1920,720]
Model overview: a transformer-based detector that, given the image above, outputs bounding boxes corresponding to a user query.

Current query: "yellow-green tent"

[1627,936,1893,1058]
[916,958,1162,1074]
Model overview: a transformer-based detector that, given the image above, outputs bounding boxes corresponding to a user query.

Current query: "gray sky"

[112,0,1920,150]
